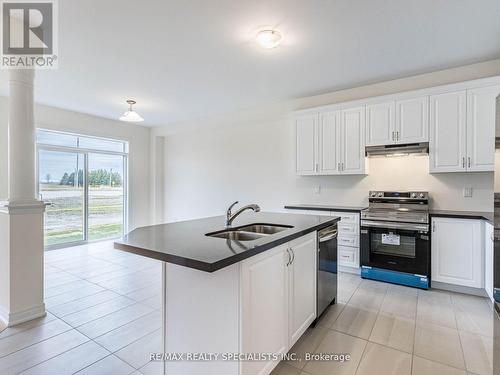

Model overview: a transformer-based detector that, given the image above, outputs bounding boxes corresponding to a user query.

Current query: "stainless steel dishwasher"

[316,225,338,321]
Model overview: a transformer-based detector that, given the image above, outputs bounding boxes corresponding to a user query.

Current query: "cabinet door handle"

[315,163,319,172]
[392,131,395,142]
[396,131,399,141]
[290,248,295,265]
[432,222,436,232]
[341,162,344,171]
[468,157,471,168]
[285,248,291,266]
[462,157,466,169]
[338,162,341,171]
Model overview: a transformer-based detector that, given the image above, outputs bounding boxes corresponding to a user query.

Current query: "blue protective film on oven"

[361,266,429,289]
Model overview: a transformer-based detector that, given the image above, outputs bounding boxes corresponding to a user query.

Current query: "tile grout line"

[111,328,163,370]
[452,294,469,373]
[48,291,133,319]
[0,328,74,360]
[296,275,362,371]
[15,337,107,374]
[76,306,160,346]
[58,298,142,329]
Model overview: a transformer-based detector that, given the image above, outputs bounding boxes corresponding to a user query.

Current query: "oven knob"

[377,192,383,198]
[370,192,377,197]
[419,193,425,199]
[411,192,417,199]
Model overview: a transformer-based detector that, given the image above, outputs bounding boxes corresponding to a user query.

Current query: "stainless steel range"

[360,191,430,289]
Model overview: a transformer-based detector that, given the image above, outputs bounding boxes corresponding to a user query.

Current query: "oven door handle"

[361,220,429,232]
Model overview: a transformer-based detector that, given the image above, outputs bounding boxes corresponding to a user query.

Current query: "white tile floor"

[0,241,162,375]
[0,241,495,375]
[274,272,496,375]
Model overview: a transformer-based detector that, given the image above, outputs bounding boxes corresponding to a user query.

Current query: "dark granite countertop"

[429,210,494,224]
[284,204,367,213]
[114,212,339,272]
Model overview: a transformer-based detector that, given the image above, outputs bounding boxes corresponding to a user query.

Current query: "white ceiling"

[0,0,499,128]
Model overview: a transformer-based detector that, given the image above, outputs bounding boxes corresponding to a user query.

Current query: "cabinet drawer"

[338,246,358,268]
[337,234,359,248]
[338,223,359,235]
[331,211,359,224]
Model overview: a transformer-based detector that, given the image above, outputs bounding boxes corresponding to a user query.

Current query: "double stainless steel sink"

[206,224,293,241]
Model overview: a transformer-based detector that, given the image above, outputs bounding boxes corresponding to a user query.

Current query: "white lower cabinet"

[241,245,289,375]
[331,211,360,272]
[241,232,317,375]
[431,217,484,288]
[338,246,357,267]
[284,209,360,272]
[288,234,317,346]
[485,222,494,301]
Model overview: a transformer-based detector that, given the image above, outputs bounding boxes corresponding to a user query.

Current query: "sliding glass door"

[88,153,125,241]
[39,150,85,247]
[37,130,128,249]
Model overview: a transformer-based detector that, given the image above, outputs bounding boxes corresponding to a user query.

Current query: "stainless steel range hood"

[365,142,429,157]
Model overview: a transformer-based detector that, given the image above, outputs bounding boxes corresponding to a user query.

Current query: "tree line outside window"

[45,169,123,187]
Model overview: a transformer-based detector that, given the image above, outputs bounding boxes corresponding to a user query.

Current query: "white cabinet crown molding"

[292,75,500,116]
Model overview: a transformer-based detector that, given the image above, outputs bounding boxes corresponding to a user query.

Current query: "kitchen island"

[115,212,339,375]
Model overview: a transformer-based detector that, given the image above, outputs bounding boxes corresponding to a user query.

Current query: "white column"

[8,69,37,203]
[0,69,46,328]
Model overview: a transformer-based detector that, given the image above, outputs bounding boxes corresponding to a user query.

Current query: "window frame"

[36,129,129,250]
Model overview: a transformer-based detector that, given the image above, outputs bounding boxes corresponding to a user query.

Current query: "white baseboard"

[0,303,46,327]
[431,281,487,297]
[339,265,360,275]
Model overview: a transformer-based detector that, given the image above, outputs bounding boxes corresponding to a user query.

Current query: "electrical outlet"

[314,186,321,194]
[463,187,473,198]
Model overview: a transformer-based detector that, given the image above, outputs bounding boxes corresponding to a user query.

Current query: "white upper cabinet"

[396,96,429,144]
[429,91,467,173]
[341,106,366,175]
[295,78,500,175]
[319,111,341,175]
[295,107,365,176]
[295,113,318,175]
[430,86,499,173]
[466,85,500,172]
[366,97,429,146]
[366,102,394,146]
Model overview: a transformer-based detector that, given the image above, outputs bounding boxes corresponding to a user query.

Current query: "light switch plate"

[463,187,473,198]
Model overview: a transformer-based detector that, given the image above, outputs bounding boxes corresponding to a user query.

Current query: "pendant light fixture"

[119,100,144,123]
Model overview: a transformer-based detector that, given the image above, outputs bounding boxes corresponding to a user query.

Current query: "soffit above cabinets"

[293,76,500,116]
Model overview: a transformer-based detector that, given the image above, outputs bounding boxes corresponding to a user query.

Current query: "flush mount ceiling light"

[255,29,283,49]
[119,100,144,123]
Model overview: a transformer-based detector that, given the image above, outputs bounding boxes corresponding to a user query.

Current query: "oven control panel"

[369,191,429,200]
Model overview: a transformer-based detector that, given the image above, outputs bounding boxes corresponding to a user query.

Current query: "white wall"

[0,98,152,230]
[161,118,492,222]
[157,60,500,221]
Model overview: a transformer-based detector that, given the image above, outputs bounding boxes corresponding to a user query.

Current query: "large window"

[37,130,128,249]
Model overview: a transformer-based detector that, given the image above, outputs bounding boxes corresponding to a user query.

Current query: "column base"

[0,200,46,327]
[0,303,46,327]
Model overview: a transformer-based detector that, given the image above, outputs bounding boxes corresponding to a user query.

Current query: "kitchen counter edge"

[115,217,340,273]
[284,204,366,213]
